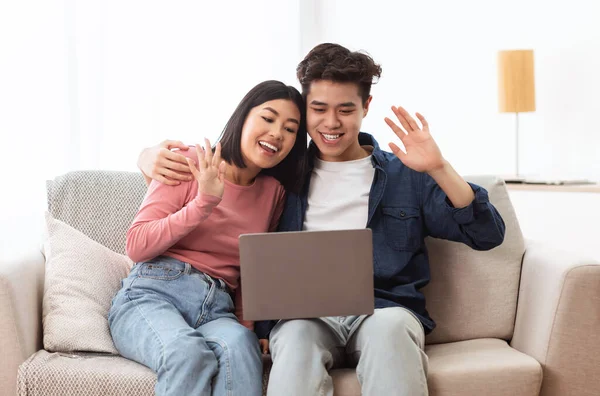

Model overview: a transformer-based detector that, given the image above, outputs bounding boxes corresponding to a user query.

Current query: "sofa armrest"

[511,240,600,396]
[0,244,45,396]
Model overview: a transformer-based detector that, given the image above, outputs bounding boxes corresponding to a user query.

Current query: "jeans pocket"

[137,261,185,280]
[219,288,236,315]
[382,207,422,251]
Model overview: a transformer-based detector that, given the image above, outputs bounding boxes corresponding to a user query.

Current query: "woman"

[108,80,307,396]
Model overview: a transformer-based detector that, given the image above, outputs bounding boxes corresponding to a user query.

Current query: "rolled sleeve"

[422,175,505,251]
[446,182,490,225]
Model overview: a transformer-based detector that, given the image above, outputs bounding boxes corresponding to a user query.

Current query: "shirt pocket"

[381,207,422,251]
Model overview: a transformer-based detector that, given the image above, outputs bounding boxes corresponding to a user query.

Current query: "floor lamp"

[497,49,536,180]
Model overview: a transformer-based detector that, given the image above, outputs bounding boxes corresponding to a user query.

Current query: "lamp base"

[502,175,595,186]
[503,176,526,184]
[501,173,526,184]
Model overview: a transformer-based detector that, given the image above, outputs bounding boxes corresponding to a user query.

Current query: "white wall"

[0,0,304,234]
[0,1,67,236]
[0,1,304,176]
[62,0,303,172]
[309,0,600,182]
[509,190,600,261]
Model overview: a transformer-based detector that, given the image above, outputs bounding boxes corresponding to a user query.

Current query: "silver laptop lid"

[239,229,374,321]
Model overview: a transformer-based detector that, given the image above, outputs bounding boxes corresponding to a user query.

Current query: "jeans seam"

[205,337,233,396]
[127,293,169,391]
[183,262,192,275]
[196,279,216,327]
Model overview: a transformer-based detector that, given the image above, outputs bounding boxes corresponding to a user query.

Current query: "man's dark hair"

[296,43,382,104]
[217,80,307,193]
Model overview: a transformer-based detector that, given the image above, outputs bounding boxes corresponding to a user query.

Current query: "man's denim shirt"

[255,133,506,339]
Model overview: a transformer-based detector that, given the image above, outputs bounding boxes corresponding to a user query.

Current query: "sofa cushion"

[425,338,542,395]
[18,350,155,396]
[18,351,272,396]
[42,213,133,354]
[424,176,525,344]
[330,339,541,396]
[19,339,541,396]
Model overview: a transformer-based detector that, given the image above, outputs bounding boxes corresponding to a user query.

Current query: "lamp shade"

[498,50,536,113]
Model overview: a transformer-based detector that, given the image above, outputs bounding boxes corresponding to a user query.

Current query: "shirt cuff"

[190,192,222,208]
[185,193,221,220]
[196,192,222,206]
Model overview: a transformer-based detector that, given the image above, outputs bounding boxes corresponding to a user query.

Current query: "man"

[138,43,505,396]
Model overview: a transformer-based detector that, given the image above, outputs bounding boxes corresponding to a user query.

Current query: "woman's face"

[240,99,301,170]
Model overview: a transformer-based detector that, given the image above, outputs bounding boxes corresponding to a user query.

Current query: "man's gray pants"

[267,307,429,396]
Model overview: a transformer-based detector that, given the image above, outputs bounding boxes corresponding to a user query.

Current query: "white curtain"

[0,0,304,226]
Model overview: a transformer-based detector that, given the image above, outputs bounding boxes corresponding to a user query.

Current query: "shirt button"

[400,211,406,217]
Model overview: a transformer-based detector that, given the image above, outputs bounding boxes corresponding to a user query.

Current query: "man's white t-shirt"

[303,154,376,231]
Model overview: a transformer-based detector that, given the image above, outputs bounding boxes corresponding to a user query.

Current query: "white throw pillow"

[42,212,133,354]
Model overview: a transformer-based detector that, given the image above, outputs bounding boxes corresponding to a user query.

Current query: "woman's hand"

[187,138,227,199]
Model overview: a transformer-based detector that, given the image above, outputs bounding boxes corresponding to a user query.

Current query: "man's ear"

[363,96,373,118]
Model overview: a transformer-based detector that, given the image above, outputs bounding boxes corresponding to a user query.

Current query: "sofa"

[2,170,599,396]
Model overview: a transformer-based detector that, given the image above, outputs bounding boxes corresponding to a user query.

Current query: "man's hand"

[384,106,445,173]
[386,106,475,207]
[188,138,227,199]
[137,140,193,186]
[259,339,269,355]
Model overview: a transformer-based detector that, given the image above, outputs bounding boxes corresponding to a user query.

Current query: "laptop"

[239,229,374,321]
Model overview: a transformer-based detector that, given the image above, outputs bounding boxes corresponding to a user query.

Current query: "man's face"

[306,80,372,162]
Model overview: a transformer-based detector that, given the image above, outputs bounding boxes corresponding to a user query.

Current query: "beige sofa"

[2,171,599,396]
